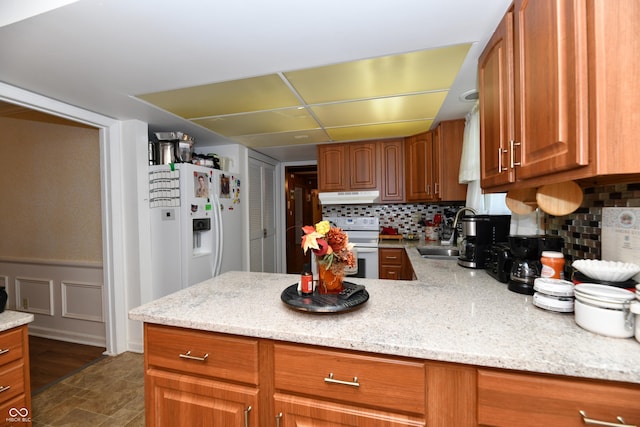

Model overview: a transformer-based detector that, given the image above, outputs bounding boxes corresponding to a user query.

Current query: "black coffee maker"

[508,235,564,294]
[457,215,511,269]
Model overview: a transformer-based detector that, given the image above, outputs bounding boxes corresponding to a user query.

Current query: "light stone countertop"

[0,310,34,332]
[129,242,640,385]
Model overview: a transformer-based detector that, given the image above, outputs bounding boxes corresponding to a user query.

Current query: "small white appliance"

[149,163,242,299]
[323,216,380,279]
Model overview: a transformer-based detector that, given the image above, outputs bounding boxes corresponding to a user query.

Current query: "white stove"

[325,216,379,279]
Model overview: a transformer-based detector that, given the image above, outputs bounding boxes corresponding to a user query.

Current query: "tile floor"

[31,352,145,427]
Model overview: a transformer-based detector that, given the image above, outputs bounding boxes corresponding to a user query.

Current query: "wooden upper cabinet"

[405,121,467,203]
[433,119,467,201]
[479,1,589,189]
[513,0,589,180]
[317,144,348,191]
[480,0,640,191]
[405,131,433,202]
[479,8,515,188]
[317,142,377,192]
[380,139,404,202]
[348,141,378,190]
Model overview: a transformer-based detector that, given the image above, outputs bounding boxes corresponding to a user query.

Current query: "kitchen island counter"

[129,264,640,384]
[0,310,33,332]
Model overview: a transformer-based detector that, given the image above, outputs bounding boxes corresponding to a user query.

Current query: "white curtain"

[458,102,509,215]
[458,103,540,234]
[459,102,480,183]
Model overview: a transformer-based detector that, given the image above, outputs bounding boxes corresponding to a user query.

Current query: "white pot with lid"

[573,283,635,338]
[630,285,640,343]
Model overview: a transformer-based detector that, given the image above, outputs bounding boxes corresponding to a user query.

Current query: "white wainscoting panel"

[1,259,105,347]
[15,276,54,315]
[61,281,104,322]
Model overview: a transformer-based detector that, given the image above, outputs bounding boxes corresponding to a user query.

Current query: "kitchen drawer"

[379,248,404,265]
[145,324,259,385]
[478,368,640,427]
[274,343,425,415]
[0,328,24,368]
[0,360,26,406]
[379,265,403,280]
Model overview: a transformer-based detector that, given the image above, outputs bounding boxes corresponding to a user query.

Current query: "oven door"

[346,245,379,279]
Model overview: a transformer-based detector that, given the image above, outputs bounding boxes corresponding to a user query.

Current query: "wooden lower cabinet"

[147,369,258,426]
[274,393,424,426]
[379,248,414,280]
[478,368,640,427]
[143,323,640,427]
[0,325,31,427]
[144,324,261,427]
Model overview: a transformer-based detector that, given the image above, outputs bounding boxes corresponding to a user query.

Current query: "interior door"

[249,157,276,272]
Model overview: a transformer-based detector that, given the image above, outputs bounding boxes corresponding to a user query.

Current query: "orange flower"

[301,221,353,268]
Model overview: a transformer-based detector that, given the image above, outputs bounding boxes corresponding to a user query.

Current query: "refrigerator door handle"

[212,193,223,276]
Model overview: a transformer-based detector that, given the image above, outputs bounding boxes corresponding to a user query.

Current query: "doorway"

[285,165,320,274]
[249,157,277,272]
[0,101,108,387]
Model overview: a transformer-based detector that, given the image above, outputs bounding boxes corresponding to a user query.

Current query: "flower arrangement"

[301,220,356,293]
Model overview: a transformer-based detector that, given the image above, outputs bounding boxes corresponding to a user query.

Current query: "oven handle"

[354,247,378,253]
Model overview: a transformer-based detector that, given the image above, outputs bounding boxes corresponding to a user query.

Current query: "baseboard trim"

[127,340,144,354]
[28,326,106,348]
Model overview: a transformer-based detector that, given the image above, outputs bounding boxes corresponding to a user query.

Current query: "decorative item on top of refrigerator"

[148,163,242,300]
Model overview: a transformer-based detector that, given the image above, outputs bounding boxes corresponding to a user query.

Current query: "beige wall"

[0,115,101,262]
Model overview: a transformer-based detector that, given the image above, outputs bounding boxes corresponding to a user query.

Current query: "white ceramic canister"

[573,284,636,338]
[630,285,640,343]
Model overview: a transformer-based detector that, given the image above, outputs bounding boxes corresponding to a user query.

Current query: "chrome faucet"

[441,207,477,246]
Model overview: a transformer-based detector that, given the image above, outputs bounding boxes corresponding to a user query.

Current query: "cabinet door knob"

[579,410,636,427]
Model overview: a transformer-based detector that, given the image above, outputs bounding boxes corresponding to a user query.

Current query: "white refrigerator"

[149,163,242,300]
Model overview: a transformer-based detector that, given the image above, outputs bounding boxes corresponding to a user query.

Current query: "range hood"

[318,190,380,205]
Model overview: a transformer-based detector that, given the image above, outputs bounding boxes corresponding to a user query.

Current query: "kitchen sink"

[416,246,459,259]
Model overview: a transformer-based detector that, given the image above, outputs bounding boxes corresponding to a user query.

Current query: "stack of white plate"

[533,278,575,313]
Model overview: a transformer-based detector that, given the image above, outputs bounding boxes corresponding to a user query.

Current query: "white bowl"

[572,259,640,282]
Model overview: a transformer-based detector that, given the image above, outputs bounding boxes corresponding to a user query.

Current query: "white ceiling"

[0,0,511,162]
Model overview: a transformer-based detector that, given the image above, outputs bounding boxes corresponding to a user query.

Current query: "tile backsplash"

[323,182,640,265]
[545,182,640,265]
[322,203,464,239]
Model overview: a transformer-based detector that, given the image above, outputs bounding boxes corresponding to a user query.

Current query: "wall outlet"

[22,298,28,310]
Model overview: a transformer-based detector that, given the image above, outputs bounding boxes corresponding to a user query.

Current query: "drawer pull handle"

[324,373,360,388]
[579,410,635,426]
[244,405,251,427]
[0,385,10,394]
[178,350,209,362]
[275,412,283,427]
[0,348,9,356]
